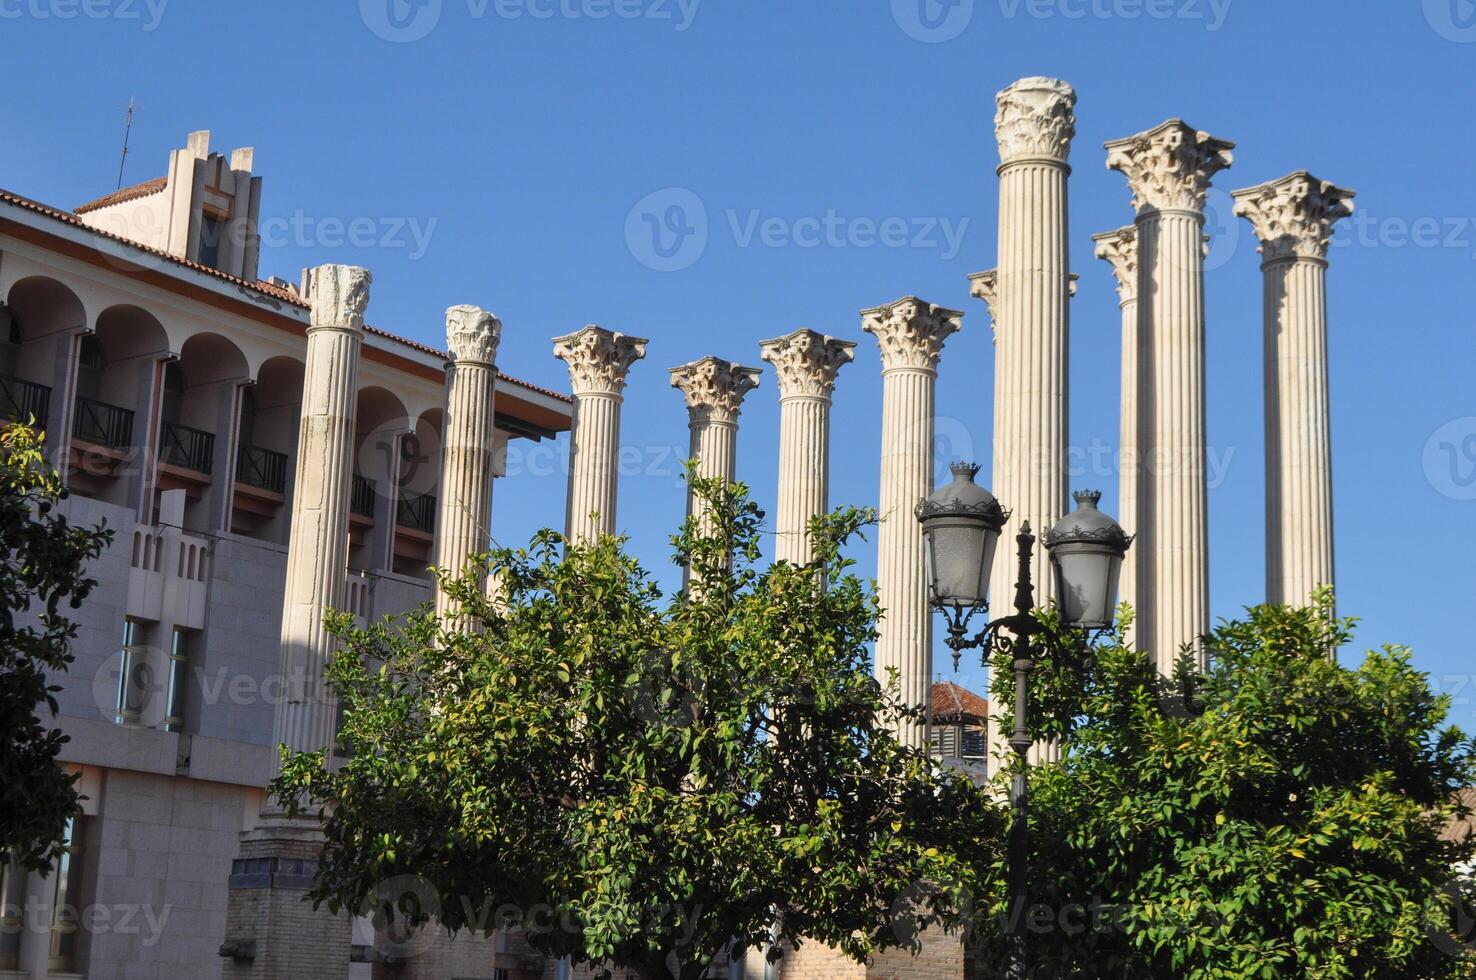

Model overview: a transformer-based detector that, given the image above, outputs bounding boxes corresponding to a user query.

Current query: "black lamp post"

[916,466,1131,980]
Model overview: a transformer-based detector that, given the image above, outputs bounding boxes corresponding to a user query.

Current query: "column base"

[221,816,351,980]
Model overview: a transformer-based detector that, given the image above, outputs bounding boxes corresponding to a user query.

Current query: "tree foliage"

[0,424,111,872]
[274,478,998,980]
[972,594,1476,978]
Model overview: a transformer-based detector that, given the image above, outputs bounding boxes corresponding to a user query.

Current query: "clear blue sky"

[6,0,1475,728]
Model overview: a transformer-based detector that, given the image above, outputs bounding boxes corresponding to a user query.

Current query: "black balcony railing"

[396,492,436,533]
[236,443,288,494]
[0,374,51,428]
[72,395,134,451]
[158,420,215,474]
[350,474,376,518]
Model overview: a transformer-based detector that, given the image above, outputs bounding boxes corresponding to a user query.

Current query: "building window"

[198,214,224,268]
[0,851,22,969]
[163,628,190,732]
[47,816,84,972]
[114,619,146,725]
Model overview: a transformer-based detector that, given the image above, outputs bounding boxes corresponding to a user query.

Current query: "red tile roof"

[0,186,569,406]
[75,175,168,214]
[931,681,988,722]
[1443,787,1476,845]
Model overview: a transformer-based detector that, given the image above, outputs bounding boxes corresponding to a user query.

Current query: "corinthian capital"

[1092,226,1138,304]
[445,305,501,366]
[670,356,762,424]
[995,76,1076,165]
[759,329,855,401]
[967,269,998,316]
[305,264,371,331]
[553,325,648,396]
[1105,119,1234,214]
[861,296,963,372]
[1231,171,1355,263]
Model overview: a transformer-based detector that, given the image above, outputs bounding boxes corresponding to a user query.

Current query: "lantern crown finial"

[1073,489,1103,507]
[950,461,982,480]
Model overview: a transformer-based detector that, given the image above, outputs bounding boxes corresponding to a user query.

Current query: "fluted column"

[271,263,370,779]
[433,305,502,624]
[553,326,647,544]
[1093,226,1141,635]
[670,356,761,586]
[1107,119,1233,672]
[981,77,1075,615]
[863,297,962,748]
[1232,172,1353,608]
[759,330,855,566]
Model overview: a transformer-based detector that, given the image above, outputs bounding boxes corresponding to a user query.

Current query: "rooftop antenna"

[115,98,134,190]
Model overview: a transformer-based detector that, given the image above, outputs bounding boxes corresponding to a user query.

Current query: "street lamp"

[916,469,1131,980]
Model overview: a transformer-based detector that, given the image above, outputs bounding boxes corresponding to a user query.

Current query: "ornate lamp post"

[916,466,1131,979]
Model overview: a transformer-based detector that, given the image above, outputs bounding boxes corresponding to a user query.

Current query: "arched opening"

[231,355,304,543]
[351,387,412,575]
[389,407,443,579]
[0,276,86,433]
[156,332,249,531]
[70,304,170,508]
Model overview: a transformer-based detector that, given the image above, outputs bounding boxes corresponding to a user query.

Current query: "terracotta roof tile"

[0,186,569,406]
[1443,787,1476,844]
[931,681,988,722]
[75,176,169,214]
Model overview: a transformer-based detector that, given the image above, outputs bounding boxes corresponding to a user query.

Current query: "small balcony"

[396,492,436,534]
[0,373,51,429]
[158,420,215,475]
[72,394,134,451]
[350,474,377,520]
[236,443,288,494]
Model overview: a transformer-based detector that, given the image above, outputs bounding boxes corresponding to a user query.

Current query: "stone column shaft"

[433,305,502,623]
[863,297,962,749]
[760,330,855,566]
[554,326,647,544]
[670,356,761,585]
[985,77,1076,611]
[1233,172,1353,607]
[1094,226,1141,631]
[271,264,370,775]
[1107,119,1233,672]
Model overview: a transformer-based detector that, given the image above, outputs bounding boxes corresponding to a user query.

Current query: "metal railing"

[0,374,51,428]
[72,395,134,451]
[350,474,376,518]
[396,492,436,533]
[158,420,215,474]
[236,443,288,494]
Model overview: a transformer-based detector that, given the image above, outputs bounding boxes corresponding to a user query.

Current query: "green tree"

[971,595,1476,978]
[0,424,111,871]
[274,479,998,980]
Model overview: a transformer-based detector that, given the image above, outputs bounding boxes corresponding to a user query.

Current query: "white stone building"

[0,130,572,980]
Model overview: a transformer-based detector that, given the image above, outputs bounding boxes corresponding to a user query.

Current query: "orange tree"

[275,479,999,980]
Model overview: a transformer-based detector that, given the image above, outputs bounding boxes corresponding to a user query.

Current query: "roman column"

[759,329,855,566]
[863,296,963,749]
[1092,226,1141,633]
[670,356,761,585]
[987,76,1076,611]
[271,263,370,777]
[554,325,647,544]
[1232,172,1354,607]
[433,305,502,623]
[1106,119,1233,672]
